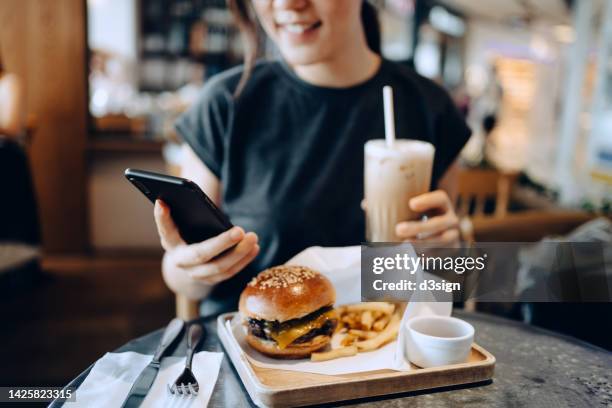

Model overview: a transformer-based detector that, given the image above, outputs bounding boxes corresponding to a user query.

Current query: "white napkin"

[286,246,361,305]
[228,245,451,375]
[72,351,223,408]
[392,242,452,369]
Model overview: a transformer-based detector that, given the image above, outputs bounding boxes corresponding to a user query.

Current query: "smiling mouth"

[278,21,322,35]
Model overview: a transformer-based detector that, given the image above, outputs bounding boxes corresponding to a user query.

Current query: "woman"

[154,0,471,314]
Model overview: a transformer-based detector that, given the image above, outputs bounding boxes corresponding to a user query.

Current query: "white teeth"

[285,24,307,34]
[275,10,300,25]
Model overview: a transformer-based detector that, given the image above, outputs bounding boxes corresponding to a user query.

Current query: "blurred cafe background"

[0,0,610,388]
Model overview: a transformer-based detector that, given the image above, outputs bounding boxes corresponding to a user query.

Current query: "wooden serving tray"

[218,313,495,407]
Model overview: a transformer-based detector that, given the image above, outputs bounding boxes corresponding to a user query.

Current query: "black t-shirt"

[175,59,471,314]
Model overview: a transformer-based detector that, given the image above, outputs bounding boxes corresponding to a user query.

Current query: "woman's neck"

[292,43,381,88]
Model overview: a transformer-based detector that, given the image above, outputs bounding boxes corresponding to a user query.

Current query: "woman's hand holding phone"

[154,200,260,300]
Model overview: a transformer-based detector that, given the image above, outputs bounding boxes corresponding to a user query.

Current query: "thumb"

[154,200,184,250]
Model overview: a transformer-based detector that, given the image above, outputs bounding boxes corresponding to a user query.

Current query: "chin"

[280,50,326,67]
[239,265,338,359]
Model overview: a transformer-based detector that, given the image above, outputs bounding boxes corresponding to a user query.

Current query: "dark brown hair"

[227,0,381,96]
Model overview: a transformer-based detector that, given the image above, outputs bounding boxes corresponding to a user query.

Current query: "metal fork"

[167,323,203,397]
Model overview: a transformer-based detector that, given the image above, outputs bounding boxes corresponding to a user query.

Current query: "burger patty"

[247,305,333,334]
[246,319,268,339]
[247,306,338,344]
[248,318,338,344]
[293,318,337,343]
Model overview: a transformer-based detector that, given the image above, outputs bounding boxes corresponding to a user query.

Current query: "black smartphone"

[124,168,233,244]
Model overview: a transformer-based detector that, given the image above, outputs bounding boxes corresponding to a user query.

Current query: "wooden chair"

[455,168,518,219]
[471,210,599,242]
[456,168,567,313]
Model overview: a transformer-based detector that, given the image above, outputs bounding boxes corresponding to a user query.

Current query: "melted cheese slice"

[269,310,335,350]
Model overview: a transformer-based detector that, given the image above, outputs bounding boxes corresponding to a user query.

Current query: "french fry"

[361,310,374,330]
[312,304,402,363]
[341,315,355,325]
[343,320,359,331]
[355,314,400,352]
[341,334,357,346]
[311,346,358,362]
[345,302,395,315]
[348,329,378,339]
[373,315,390,331]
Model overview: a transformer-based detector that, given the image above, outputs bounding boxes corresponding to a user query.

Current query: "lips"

[280,21,322,34]
[276,20,322,45]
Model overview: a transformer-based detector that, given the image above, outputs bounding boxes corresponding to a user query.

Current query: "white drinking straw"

[383,86,396,148]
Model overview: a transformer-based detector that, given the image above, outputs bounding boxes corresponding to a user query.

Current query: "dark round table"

[53,311,611,407]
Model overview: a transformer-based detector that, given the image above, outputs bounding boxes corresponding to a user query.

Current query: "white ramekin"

[405,315,475,368]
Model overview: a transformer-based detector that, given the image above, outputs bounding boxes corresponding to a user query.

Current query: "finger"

[187,238,258,282]
[409,190,451,213]
[220,244,260,281]
[415,228,460,244]
[174,227,249,267]
[188,233,258,277]
[154,200,184,250]
[191,244,260,285]
[396,213,459,238]
[361,199,367,211]
[438,228,460,244]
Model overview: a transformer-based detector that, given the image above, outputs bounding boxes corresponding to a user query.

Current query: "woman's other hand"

[154,200,259,300]
[395,190,460,245]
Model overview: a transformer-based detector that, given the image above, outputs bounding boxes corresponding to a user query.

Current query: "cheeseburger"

[239,265,337,359]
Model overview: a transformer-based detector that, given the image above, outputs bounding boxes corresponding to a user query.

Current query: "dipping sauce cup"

[405,316,474,368]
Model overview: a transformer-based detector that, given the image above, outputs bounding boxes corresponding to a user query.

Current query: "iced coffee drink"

[364,139,435,242]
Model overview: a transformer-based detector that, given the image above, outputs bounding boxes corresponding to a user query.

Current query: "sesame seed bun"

[239,265,336,322]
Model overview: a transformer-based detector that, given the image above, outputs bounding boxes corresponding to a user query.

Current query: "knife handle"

[152,318,184,363]
[186,324,203,370]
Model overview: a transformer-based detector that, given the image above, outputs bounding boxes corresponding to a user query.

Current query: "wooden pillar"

[176,295,200,321]
[555,0,593,204]
[0,0,89,253]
